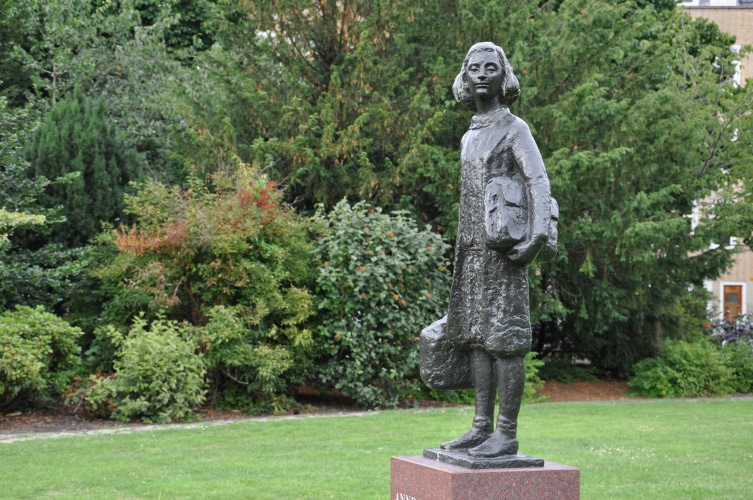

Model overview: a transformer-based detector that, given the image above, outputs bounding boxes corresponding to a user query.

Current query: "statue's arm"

[507,122,551,263]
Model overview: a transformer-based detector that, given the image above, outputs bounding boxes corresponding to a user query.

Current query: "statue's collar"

[469,107,511,130]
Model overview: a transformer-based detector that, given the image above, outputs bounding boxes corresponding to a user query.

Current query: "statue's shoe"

[440,427,492,451]
[468,432,519,458]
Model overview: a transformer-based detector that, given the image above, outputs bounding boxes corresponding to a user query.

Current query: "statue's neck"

[470,104,510,129]
[474,100,507,117]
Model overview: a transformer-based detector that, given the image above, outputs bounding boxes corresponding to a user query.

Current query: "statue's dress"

[446,107,549,358]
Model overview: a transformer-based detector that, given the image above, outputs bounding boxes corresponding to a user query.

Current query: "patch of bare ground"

[536,379,641,402]
[0,402,356,438]
[0,380,637,439]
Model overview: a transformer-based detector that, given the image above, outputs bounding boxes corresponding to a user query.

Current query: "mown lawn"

[1,398,751,499]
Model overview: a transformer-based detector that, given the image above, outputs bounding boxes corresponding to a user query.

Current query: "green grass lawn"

[1,398,752,499]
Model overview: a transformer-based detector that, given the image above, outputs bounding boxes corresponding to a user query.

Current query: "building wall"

[683,0,743,6]
[706,245,753,317]
[683,3,753,318]
[685,5,753,83]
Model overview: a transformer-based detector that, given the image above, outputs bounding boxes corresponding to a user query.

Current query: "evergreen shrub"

[311,200,452,408]
[25,87,142,248]
[0,306,81,405]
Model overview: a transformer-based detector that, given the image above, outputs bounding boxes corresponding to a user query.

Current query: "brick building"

[684,1,753,318]
[685,1,753,84]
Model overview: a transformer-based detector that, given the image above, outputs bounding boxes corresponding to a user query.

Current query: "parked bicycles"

[709,314,753,348]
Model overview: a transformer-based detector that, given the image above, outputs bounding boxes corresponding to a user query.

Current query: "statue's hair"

[453,42,520,109]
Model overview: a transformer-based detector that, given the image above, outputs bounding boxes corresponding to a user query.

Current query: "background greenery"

[1,0,753,415]
[630,338,753,398]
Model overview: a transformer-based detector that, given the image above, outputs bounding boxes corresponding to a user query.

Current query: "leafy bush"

[92,167,315,408]
[721,343,753,394]
[0,306,81,406]
[311,200,452,408]
[629,340,735,398]
[78,315,206,423]
[197,305,313,413]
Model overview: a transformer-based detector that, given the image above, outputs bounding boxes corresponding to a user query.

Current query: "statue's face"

[465,50,503,103]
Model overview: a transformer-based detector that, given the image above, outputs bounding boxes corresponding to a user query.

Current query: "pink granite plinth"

[391,455,579,500]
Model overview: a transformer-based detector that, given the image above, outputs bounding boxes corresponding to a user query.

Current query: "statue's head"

[453,42,520,110]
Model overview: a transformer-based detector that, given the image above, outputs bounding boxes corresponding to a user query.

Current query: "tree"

[206,0,468,232]
[129,0,217,51]
[25,88,142,248]
[0,209,44,247]
[11,0,211,182]
[0,96,45,246]
[505,1,753,375]
[208,0,753,375]
[0,0,34,105]
[0,95,89,314]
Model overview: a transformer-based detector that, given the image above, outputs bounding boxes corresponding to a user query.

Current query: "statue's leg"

[440,349,495,450]
[468,356,525,457]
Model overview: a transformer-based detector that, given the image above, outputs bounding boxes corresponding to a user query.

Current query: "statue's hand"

[507,233,547,263]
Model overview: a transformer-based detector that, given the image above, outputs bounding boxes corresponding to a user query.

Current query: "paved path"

[0,410,376,444]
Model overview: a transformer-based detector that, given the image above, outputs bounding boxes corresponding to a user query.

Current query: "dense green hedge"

[629,339,753,398]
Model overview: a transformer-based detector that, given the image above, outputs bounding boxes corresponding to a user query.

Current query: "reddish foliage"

[236,181,278,224]
[115,221,189,256]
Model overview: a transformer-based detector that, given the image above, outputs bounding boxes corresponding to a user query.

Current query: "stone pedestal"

[423,448,544,469]
[391,455,579,500]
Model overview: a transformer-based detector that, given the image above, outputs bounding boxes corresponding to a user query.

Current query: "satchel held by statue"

[484,176,559,261]
[419,316,473,390]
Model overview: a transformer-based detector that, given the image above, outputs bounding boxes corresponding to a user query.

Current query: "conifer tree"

[26,88,142,248]
[210,0,753,375]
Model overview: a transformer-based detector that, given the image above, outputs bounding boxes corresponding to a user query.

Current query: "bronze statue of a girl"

[421,42,553,462]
